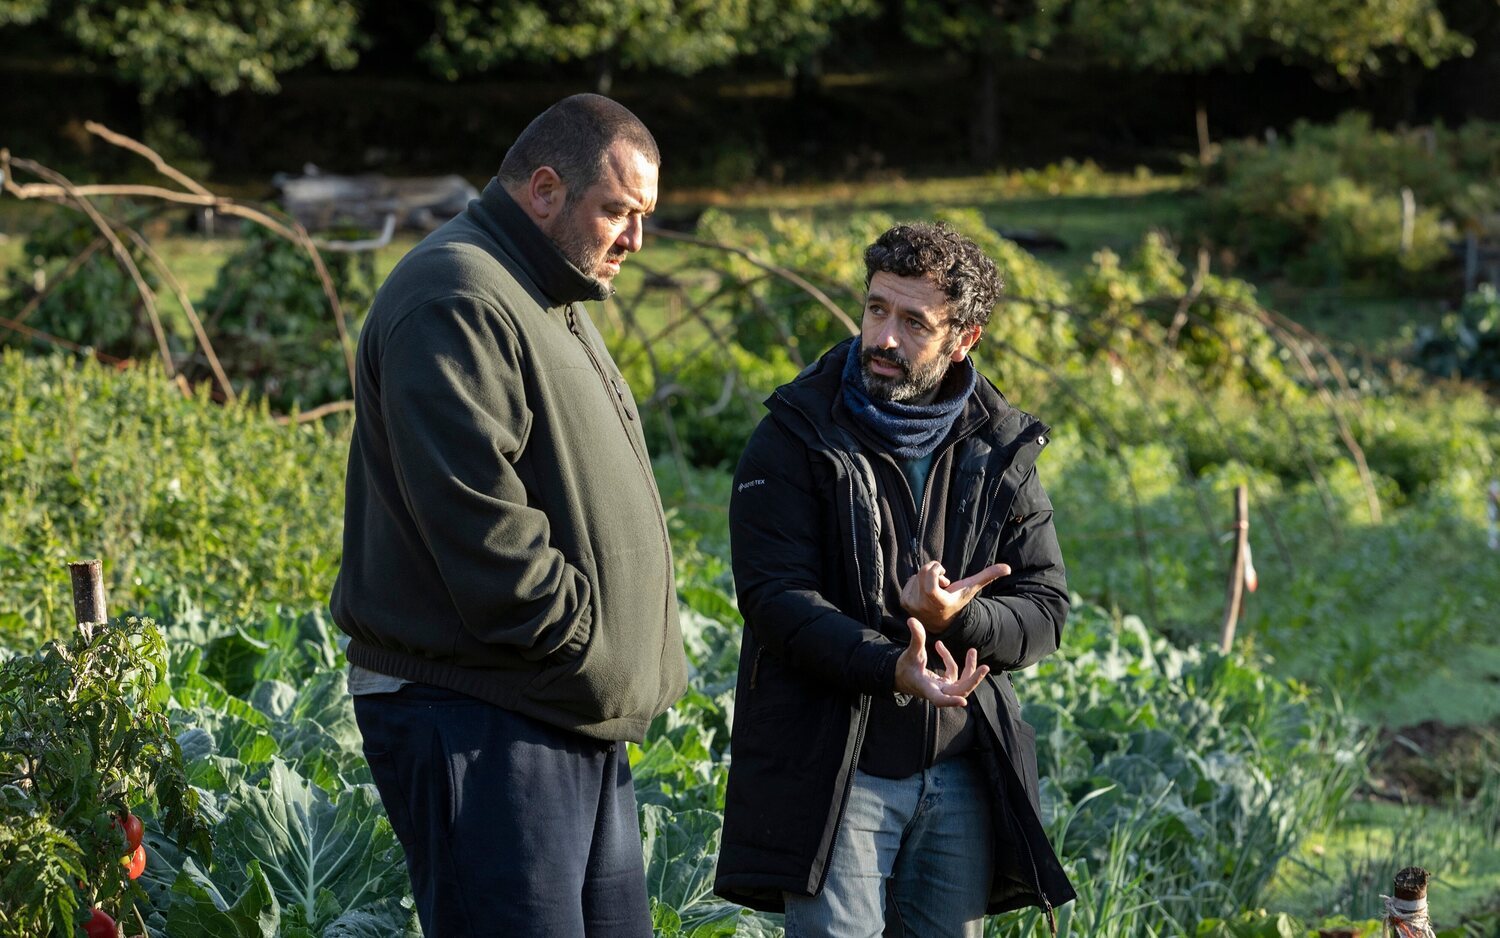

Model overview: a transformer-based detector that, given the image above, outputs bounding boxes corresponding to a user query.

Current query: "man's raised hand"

[892,617,990,707]
[900,561,1009,634]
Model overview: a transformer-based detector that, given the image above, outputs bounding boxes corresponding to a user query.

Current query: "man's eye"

[907,319,926,333]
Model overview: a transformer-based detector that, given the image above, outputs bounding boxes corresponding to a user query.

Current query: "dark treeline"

[2,0,1499,186]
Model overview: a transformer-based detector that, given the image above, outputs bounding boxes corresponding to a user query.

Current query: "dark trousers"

[353,683,652,937]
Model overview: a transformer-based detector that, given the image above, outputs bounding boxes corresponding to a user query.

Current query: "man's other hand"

[900,561,1009,634]
[893,617,990,707]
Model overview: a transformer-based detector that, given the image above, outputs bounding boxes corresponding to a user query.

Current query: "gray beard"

[551,232,608,287]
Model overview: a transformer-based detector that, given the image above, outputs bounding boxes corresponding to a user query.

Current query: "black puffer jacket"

[714,339,1076,919]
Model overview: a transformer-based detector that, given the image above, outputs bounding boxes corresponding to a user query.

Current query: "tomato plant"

[0,617,209,938]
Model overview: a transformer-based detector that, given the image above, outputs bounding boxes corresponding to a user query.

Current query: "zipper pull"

[610,378,635,419]
[1043,896,1056,937]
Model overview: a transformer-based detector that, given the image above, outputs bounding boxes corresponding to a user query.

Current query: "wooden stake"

[1219,486,1249,654]
[67,559,107,640]
[1385,867,1433,938]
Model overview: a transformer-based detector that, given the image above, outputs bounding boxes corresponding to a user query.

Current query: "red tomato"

[112,812,144,853]
[83,908,116,938]
[120,844,146,880]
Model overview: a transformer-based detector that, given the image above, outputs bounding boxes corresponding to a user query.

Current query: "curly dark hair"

[862,222,1004,333]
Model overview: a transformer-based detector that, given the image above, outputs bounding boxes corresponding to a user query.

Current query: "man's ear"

[526,166,566,222]
[950,325,983,362]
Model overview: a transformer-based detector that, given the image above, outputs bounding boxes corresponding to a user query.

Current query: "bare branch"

[118,226,236,403]
[646,227,859,336]
[0,312,129,364]
[0,236,109,340]
[275,399,355,425]
[84,120,212,197]
[9,159,178,381]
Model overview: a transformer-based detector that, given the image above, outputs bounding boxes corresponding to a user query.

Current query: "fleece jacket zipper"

[565,305,675,666]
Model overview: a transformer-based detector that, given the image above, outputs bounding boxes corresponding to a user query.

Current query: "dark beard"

[859,346,950,403]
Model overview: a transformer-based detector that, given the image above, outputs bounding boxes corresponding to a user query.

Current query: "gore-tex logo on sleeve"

[736,478,766,493]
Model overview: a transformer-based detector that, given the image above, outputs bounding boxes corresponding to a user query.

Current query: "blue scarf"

[841,341,976,460]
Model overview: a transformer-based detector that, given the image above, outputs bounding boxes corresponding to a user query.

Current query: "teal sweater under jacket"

[331,181,686,743]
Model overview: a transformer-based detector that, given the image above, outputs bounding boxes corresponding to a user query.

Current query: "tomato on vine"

[120,844,146,880]
[113,812,144,853]
[83,908,116,938]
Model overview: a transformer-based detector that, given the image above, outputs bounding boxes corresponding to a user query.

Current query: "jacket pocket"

[547,605,593,664]
[523,547,665,725]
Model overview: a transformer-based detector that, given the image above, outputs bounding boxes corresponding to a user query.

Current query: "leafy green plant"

[1408,285,1500,387]
[1017,607,1368,927]
[0,616,210,937]
[691,207,884,363]
[162,759,411,935]
[199,222,376,409]
[0,350,350,644]
[1190,113,1494,289]
[2,208,163,359]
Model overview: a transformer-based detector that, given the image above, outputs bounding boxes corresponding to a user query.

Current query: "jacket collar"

[771,338,1035,456]
[464,179,609,306]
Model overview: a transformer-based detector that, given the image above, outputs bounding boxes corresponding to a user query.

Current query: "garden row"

[1,346,1496,934]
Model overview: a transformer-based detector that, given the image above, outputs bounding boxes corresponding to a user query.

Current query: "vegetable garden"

[1,121,1498,937]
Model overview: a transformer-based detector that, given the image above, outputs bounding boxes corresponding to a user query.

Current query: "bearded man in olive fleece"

[331,94,686,937]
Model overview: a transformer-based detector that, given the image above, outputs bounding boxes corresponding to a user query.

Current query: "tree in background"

[0,0,361,98]
[899,0,1062,164]
[900,0,1474,165]
[421,0,874,95]
[1064,0,1473,161]
[743,0,878,97]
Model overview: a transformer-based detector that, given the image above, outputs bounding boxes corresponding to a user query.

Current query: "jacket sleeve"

[730,416,905,695]
[379,297,591,660]
[945,464,1069,671]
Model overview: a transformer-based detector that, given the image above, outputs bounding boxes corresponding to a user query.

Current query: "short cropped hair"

[498,94,659,199]
[863,222,1004,332]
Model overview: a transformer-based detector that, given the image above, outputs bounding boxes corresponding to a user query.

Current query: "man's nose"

[873,320,900,348]
[618,215,644,253]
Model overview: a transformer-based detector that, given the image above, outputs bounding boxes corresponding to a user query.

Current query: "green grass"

[1269,797,1500,929]
[667,174,1191,281]
[1258,283,1452,360]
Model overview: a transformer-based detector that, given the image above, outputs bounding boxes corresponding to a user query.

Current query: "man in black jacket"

[333,95,685,936]
[715,222,1074,936]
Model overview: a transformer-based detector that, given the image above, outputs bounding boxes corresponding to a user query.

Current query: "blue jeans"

[784,754,995,938]
[353,682,651,938]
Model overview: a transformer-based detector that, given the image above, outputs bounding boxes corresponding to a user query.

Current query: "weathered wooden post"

[1219,485,1250,654]
[1384,866,1435,938]
[67,559,108,640]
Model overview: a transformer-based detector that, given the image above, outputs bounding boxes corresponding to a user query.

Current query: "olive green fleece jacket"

[331,180,686,743]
